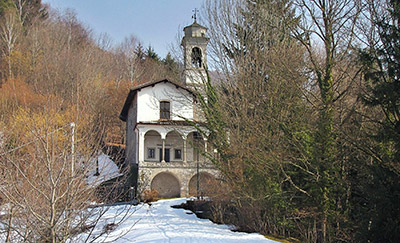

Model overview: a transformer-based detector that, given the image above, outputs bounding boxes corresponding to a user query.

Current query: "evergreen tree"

[146,45,160,62]
[201,0,311,238]
[135,43,145,60]
[163,52,176,70]
[358,0,400,241]
[0,0,47,27]
[162,52,182,81]
[362,0,400,167]
[293,0,363,240]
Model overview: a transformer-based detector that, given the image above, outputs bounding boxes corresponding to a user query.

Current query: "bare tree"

[115,35,143,87]
[0,9,21,79]
[199,0,314,238]
[0,104,132,242]
[292,0,363,242]
[203,0,244,76]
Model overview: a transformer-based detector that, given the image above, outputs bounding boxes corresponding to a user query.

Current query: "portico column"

[161,139,165,162]
[138,131,145,163]
[183,138,187,163]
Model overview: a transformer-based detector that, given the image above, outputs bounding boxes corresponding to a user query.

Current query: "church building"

[119,19,218,198]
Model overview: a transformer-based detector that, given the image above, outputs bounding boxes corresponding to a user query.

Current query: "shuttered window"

[160,101,170,119]
[147,148,155,159]
[174,149,182,160]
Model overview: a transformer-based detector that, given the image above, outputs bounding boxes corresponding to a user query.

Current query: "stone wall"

[138,161,219,198]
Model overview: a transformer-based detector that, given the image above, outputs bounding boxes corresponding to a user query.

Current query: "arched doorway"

[151,172,180,198]
[188,172,215,196]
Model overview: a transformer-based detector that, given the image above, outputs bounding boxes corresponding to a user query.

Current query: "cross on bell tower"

[192,8,199,22]
[181,10,209,87]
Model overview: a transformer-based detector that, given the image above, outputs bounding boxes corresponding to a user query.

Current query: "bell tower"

[181,11,209,86]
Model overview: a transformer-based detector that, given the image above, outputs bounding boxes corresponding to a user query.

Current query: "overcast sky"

[42,0,205,58]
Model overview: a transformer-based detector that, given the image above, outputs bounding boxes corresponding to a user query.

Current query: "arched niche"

[151,172,181,198]
[188,172,216,196]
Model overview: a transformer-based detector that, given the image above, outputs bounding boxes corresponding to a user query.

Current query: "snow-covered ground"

[76,198,279,243]
[86,152,123,187]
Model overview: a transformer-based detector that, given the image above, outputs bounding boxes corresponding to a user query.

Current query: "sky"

[42,0,205,59]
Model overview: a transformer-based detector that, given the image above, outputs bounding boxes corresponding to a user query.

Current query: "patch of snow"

[0,203,10,216]
[86,152,123,187]
[74,198,279,243]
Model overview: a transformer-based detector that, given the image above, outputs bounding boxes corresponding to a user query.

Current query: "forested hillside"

[0,0,182,147]
[0,0,399,242]
[197,0,400,242]
[0,1,181,241]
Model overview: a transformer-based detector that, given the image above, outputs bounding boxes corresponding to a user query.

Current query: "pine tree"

[146,45,160,62]
[358,0,400,241]
[362,0,400,166]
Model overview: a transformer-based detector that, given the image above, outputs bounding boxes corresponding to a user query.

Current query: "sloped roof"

[119,79,195,122]
[183,21,208,30]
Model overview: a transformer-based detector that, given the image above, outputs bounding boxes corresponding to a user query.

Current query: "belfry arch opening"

[191,47,202,68]
[151,172,181,198]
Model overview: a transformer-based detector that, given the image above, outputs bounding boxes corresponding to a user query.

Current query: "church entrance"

[151,172,180,198]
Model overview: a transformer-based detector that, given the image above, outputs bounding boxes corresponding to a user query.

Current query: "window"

[193,131,202,140]
[160,101,170,120]
[159,148,170,162]
[147,148,155,159]
[174,149,182,160]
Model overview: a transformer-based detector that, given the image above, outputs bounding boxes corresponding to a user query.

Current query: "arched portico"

[136,124,216,198]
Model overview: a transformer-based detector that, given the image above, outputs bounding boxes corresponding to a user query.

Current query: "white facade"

[120,20,217,198]
[136,82,193,122]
